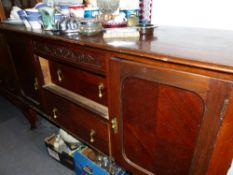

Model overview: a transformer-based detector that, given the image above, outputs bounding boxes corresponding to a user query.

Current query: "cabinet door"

[5,33,41,105]
[109,58,232,175]
[0,32,18,93]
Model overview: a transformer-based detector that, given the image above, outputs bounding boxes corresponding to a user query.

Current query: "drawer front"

[42,89,110,154]
[32,40,107,74]
[49,61,107,106]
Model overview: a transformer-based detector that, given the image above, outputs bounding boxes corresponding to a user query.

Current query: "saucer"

[2,18,24,25]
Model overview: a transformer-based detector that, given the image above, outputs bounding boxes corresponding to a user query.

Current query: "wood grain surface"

[1,24,233,73]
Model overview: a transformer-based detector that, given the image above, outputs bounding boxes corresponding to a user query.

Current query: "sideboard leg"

[22,108,37,129]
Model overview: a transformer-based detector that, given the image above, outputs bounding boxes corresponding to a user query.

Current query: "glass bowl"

[137,24,156,35]
[96,0,120,14]
[78,18,103,36]
[56,16,80,34]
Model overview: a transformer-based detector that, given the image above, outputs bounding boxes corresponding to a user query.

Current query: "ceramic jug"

[39,7,55,30]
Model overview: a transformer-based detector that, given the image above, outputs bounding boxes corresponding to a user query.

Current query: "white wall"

[227,160,233,175]
[151,0,233,30]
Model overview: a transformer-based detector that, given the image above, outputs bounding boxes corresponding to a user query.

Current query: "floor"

[0,95,75,175]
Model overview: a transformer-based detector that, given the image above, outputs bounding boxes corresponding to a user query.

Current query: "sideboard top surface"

[1,24,233,73]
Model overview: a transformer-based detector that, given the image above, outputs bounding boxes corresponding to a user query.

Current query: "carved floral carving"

[32,41,102,68]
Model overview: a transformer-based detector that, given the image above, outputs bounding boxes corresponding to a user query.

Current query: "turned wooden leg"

[22,108,37,129]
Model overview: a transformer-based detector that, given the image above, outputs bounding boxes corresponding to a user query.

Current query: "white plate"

[2,19,24,25]
[59,129,80,144]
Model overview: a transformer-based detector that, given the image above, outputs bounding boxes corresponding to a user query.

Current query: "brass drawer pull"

[111,117,118,134]
[57,69,63,82]
[34,77,39,91]
[90,129,96,143]
[98,83,104,98]
[52,108,58,119]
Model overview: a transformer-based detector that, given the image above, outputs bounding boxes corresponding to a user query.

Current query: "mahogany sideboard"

[0,24,233,175]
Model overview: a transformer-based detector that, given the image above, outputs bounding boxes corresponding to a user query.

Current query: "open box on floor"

[44,133,76,170]
[74,147,109,175]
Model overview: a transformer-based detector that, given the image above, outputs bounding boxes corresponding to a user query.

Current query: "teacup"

[17,10,31,28]
[84,8,99,18]
[26,15,42,29]
[54,13,64,24]
[17,10,26,21]
[120,8,139,18]
[58,4,70,16]
[25,8,40,17]
[17,9,26,17]
[10,6,21,19]
[69,5,84,18]
[34,3,48,9]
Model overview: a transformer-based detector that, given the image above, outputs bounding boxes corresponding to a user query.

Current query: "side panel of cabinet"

[5,33,42,105]
[109,58,232,175]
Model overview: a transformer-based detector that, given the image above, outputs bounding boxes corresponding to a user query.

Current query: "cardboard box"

[44,134,75,170]
[45,134,129,175]
[74,147,109,175]
[74,147,130,175]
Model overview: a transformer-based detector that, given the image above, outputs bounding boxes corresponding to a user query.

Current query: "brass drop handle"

[34,77,39,91]
[57,69,63,82]
[98,83,104,98]
[90,129,96,143]
[52,108,58,119]
[111,117,118,134]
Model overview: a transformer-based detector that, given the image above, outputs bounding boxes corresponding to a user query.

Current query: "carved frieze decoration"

[32,41,103,69]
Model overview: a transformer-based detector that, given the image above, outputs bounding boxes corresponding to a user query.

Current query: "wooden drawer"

[49,61,107,106]
[42,88,110,154]
[32,40,107,75]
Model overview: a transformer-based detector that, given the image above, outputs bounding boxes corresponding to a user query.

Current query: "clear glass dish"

[78,18,103,36]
